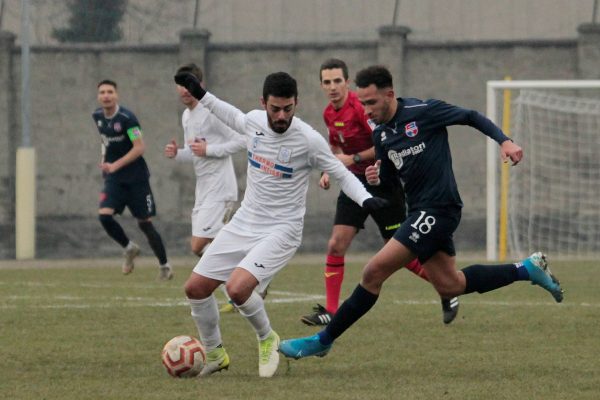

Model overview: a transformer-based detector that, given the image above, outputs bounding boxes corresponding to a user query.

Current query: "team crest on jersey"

[277,146,292,163]
[252,137,260,150]
[405,121,418,137]
[114,122,122,133]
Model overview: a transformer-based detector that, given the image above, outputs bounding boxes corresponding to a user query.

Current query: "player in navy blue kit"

[279,65,564,360]
[93,79,172,280]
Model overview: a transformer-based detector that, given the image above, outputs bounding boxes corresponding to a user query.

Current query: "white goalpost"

[486,80,600,261]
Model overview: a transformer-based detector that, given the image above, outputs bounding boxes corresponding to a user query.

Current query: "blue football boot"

[521,252,564,303]
[279,334,332,360]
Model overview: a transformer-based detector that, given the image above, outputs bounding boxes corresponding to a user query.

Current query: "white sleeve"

[308,130,371,206]
[205,115,247,158]
[200,92,248,136]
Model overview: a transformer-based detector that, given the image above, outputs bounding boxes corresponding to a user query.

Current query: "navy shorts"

[99,179,157,219]
[393,207,461,263]
[334,176,406,239]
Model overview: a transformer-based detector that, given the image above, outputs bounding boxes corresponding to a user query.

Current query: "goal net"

[486,81,600,260]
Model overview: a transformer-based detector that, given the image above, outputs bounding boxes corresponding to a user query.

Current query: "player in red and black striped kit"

[300,59,459,326]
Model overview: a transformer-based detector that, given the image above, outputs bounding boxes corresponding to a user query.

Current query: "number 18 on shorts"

[393,208,461,263]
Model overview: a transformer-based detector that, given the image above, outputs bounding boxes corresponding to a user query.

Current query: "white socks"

[189,289,271,350]
[188,295,221,351]
[236,291,271,340]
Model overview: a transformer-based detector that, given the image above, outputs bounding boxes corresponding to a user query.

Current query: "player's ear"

[260,97,267,109]
[385,88,395,99]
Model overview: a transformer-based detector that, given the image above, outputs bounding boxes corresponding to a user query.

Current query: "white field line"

[0,288,598,309]
[0,281,168,289]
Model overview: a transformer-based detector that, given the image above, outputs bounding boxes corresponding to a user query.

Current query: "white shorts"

[192,224,299,293]
[191,201,235,239]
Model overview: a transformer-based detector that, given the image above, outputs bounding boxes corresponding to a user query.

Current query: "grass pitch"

[0,255,598,400]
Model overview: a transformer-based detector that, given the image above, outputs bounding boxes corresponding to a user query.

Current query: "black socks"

[323,284,379,344]
[138,220,168,265]
[462,263,519,294]
[99,214,129,247]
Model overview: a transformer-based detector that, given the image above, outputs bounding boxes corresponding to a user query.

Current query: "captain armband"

[127,126,143,141]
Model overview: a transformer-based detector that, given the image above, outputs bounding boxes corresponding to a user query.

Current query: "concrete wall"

[1,0,594,44]
[1,24,598,259]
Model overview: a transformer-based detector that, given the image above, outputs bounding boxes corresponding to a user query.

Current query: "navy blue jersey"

[92,106,150,183]
[373,98,509,212]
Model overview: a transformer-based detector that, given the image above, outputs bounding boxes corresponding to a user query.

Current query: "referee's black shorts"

[333,175,406,239]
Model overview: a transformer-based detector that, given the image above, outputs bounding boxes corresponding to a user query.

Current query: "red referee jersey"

[323,91,374,175]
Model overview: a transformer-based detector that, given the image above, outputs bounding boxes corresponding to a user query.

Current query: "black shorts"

[99,179,157,219]
[393,207,461,264]
[334,176,406,239]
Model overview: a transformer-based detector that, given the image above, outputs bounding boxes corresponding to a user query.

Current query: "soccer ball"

[161,335,206,378]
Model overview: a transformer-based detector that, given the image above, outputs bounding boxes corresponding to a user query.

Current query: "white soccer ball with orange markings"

[161,335,206,378]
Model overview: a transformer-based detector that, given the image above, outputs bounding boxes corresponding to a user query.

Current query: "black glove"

[174,72,206,100]
[362,197,391,212]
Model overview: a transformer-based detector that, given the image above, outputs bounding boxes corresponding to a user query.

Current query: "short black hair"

[319,58,348,81]
[176,63,203,82]
[97,79,117,89]
[355,65,393,90]
[262,72,298,101]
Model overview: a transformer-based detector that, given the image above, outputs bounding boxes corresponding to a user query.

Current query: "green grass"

[0,256,598,400]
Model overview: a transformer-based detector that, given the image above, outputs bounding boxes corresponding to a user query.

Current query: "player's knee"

[225,284,244,305]
[327,237,348,256]
[184,279,207,300]
[225,282,251,305]
[431,278,463,298]
[361,264,386,292]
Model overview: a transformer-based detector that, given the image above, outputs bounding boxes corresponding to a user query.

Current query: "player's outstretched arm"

[203,119,247,158]
[174,75,248,136]
[362,196,390,212]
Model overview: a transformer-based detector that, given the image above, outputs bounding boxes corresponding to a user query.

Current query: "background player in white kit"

[174,71,390,378]
[165,63,245,260]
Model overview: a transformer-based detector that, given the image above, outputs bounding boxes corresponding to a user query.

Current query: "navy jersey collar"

[381,98,404,132]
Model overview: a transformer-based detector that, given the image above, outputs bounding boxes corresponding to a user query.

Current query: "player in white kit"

[165,63,246,258]
[175,71,390,378]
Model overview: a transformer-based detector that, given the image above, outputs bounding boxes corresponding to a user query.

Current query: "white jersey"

[175,103,246,205]
[200,92,372,243]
